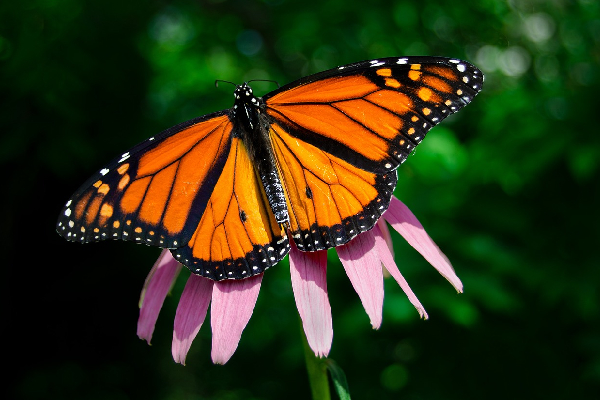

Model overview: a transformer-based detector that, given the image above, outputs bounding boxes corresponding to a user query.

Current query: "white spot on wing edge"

[100,168,109,176]
[370,60,384,67]
[397,58,408,64]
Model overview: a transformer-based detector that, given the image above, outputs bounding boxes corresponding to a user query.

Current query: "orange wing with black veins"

[57,112,233,249]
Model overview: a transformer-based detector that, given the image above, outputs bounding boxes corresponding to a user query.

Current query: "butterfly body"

[57,56,483,281]
[231,83,289,224]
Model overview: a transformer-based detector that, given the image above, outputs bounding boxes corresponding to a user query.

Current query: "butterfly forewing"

[56,112,232,248]
[264,57,482,172]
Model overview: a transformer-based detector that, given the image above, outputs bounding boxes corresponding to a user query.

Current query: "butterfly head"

[232,82,263,131]
[234,82,257,103]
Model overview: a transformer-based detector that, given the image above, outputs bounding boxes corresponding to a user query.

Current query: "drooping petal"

[383,197,463,292]
[172,274,214,365]
[377,218,395,258]
[373,224,428,319]
[377,218,394,279]
[289,242,332,358]
[137,250,182,343]
[337,231,384,329]
[210,274,263,365]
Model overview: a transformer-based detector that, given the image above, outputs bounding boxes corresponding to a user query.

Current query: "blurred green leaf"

[325,359,351,400]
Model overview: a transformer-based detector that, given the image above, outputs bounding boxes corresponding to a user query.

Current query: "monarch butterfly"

[57,56,483,281]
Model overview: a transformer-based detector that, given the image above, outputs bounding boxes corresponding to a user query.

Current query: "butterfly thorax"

[232,83,289,226]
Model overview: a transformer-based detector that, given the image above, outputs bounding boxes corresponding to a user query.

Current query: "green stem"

[300,319,331,400]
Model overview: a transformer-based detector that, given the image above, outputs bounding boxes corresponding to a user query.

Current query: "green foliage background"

[3,0,599,399]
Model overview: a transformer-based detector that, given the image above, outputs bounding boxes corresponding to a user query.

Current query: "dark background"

[3,0,600,399]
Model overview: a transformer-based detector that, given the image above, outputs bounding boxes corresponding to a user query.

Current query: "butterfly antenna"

[247,79,280,88]
[215,80,237,88]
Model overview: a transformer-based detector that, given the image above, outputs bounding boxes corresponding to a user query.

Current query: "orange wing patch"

[171,138,289,281]
[333,99,403,140]
[271,103,392,163]
[267,75,378,104]
[270,123,396,251]
[57,113,233,248]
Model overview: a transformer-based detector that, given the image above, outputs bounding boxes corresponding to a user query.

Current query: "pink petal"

[377,218,395,258]
[289,242,332,358]
[210,274,263,364]
[137,250,182,343]
[172,274,214,365]
[337,231,384,329]
[383,197,463,292]
[373,224,428,319]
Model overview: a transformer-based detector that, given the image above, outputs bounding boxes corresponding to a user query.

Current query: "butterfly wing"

[56,111,233,249]
[170,137,289,280]
[263,56,483,250]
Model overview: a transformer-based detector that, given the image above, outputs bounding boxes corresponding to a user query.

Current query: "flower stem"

[300,320,331,400]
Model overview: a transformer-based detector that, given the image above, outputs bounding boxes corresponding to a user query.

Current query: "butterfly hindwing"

[56,111,233,248]
[170,137,289,281]
[270,122,397,250]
